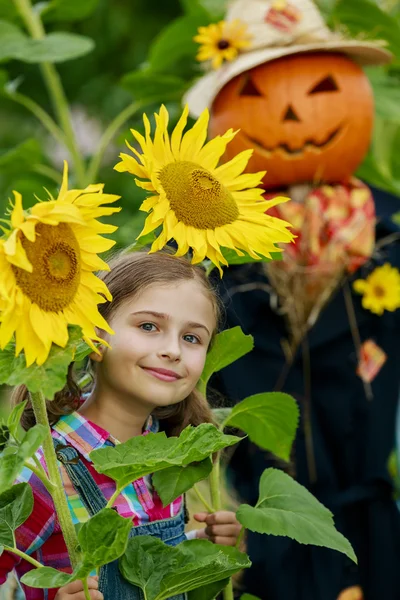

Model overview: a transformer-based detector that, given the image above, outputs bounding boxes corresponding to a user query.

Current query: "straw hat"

[185,0,392,117]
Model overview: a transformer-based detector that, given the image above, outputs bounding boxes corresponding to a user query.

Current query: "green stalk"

[85,101,142,185]
[6,91,68,148]
[24,459,55,495]
[29,390,80,568]
[193,483,215,513]
[12,0,86,187]
[4,545,44,570]
[82,578,91,600]
[208,453,234,600]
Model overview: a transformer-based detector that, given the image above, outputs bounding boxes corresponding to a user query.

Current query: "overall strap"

[53,438,108,516]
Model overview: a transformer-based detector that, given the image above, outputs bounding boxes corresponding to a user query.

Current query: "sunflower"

[114,105,294,273]
[0,162,120,366]
[353,263,400,316]
[194,20,252,69]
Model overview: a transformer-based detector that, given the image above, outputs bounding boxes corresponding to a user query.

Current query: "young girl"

[0,251,241,600]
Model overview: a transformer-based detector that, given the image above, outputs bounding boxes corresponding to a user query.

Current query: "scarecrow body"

[187,1,400,598]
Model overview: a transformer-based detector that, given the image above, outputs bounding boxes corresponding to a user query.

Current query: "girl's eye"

[183,334,200,344]
[140,322,157,332]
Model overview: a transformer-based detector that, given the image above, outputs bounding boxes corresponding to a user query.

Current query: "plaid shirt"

[0,411,183,600]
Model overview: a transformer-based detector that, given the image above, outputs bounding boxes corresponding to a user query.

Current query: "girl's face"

[95,280,216,412]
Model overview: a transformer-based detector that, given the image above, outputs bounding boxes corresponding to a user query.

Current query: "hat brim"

[185,41,392,117]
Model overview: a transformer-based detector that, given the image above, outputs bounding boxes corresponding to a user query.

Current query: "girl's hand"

[193,511,242,546]
[54,576,103,600]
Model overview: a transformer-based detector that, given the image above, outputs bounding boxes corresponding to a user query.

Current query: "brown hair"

[13,251,222,436]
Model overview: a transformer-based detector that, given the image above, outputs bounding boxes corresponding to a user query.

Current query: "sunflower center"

[11,222,81,312]
[158,161,239,229]
[373,285,386,299]
[217,39,230,50]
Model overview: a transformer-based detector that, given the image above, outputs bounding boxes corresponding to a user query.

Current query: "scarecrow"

[186,2,400,600]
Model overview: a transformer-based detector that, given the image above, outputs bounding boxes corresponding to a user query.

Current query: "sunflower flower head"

[353,263,400,316]
[194,19,252,70]
[0,162,121,366]
[114,104,294,275]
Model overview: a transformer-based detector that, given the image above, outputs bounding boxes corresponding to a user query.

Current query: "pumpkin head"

[210,52,374,190]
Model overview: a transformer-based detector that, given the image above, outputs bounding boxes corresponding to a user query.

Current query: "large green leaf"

[153,458,213,506]
[330,0,400,60]
[7,400,27,442]
[198,327,254,394]
[21,508,131,588]
[0,483,33,547]
[121,70,187,104]
[0,21,94,64]
[188,579,230,600]
[237,468,357,563]
[367,67,400,123]
[148,15,206,74]
[91,424,241,490]
[0,326,92,398]
[357,118,400,196]
[119,536,250,600]
[0,425,46,495]
[179,0,225,20]
[223,393,299,462]
[42,0,100,22]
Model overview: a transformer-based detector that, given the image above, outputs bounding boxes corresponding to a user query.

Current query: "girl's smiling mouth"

[141,367,183,382]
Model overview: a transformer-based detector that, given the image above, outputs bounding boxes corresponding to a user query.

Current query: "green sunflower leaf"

[222,393,299,462]
[7,400,27,442]
[42,0,100,22]
[148,15,206,74]
[237,468,357,563]
[221,248,283,266]
[198,327,254,395]
[21,508,131,588]
[120,536,250,600]
[153,457,213,506]
[121,70,187,104]
[91,423,241,490]
[0,21,94,64]
[0,326,91,399]
[0,426,46,495]
[0,483,33,547]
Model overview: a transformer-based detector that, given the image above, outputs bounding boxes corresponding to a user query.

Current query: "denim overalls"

[54,440,187,600]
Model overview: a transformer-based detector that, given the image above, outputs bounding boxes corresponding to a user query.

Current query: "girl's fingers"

[73,592,103,600]
[203,511,240,526]
[209,535,238,547]
[205,523,241,538]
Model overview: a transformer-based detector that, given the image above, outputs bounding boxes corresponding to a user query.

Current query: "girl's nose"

[158,338,181,361]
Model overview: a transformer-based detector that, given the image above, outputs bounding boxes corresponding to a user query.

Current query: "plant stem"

[208,453,234,600]
[86,100,141,185]
[29,390,80,568]
[7,90,67,147]
[32,164,63,185]
[4,545,44,570]
[82,578,91,600]
[235,526,245,549]
[193,484,215,513]
[106,486,122,509]
[12,0,86,187]
[24,459,55,495]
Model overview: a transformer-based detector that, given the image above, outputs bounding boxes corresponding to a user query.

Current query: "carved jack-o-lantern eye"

[308,75,339,94]
[239,75,263,97]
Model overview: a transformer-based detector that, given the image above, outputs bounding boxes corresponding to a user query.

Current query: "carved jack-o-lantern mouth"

[242,124,344,158]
